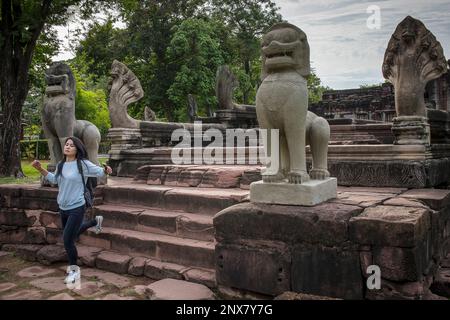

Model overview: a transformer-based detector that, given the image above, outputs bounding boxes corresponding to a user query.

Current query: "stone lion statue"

[256,22,330,184]
[42,62,101,168]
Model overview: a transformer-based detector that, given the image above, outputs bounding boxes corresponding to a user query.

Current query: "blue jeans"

[60,205,97,265]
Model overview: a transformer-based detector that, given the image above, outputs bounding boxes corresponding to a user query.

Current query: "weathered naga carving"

[383,16,448,118]
[108,60,144,128]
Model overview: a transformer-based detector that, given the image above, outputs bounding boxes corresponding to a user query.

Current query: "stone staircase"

[2,172,450,299]
[0,168,252,289]
[329,132,381,145]
[77,174,250,286]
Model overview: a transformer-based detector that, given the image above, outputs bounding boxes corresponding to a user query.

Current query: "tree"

[118,0,208,121]
[166,18,226,120]
[69,64,110,137]
[308,68,331,105]
[0,0,111,178]
[22,25,60,139]
[209,0,282,103]
[74,0,283,120]
[73,18,128,81]
[359,82,386,89]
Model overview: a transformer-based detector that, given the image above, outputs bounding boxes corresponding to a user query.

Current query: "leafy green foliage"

[209,0,282,103]
[0,0,117,177]
[70,64,111,137]
[359,82,386,89]
[73,0,284,121]
[73,19,128,81]
[166,18,226,119]
[20,139,50,160]
[308,68,332,104]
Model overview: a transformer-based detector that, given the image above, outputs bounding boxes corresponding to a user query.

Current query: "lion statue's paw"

[262,170,286,183]
[288,171,310,184]
[309,169,330,180]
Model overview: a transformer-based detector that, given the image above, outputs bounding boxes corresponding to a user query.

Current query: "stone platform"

[110,141,450,189]
[214,186,450,300]
[326,144,450,188]
[1,180,449,299]
[249,178,337,206]
[0,179,235,289]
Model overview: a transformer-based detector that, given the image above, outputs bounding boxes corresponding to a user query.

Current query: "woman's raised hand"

[31,160,42,171]
[103,164,113,175]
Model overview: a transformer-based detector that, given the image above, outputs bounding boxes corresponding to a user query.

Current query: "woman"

[32,136,112,284]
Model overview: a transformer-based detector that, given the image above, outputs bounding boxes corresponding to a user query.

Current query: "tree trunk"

[0,82,26,178]
[0,0,49,178]
[163,99,176,122]
[243,58,251,104]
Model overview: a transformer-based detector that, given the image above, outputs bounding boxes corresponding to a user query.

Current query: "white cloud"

[275,0,450,89]
[53,1,450,89]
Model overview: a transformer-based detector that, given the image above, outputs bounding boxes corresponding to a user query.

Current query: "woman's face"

[63,139,77,158]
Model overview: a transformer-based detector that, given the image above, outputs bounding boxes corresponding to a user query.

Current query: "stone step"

[134,164,262,190]
[92,204,214,242]
[99,181,249,215]
[78,227,215,269]
[1,243,215,288]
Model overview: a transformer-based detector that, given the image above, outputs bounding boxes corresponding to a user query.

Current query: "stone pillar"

[107,128,142,175]
[392,116,430,145]
[107,128,142,151]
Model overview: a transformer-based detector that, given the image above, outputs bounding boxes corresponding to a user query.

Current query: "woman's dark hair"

[55,136,89,178]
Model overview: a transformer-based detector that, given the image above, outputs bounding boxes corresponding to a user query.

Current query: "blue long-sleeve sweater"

[45,159,105,210]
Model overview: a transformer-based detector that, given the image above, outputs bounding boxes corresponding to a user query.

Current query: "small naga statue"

[256,22,330,184]
[216,65,241,110]
[215,65,255,111]
[108,60,144,128]
[187,94,198,122]
[382,16,448,117]
[144,106,156,121]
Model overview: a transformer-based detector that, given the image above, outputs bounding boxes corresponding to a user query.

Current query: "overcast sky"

[55,0,450,90]
[275,0,450,89]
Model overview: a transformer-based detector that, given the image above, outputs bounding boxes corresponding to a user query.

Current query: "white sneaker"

[95,216,103,234]
[64,265,80,284]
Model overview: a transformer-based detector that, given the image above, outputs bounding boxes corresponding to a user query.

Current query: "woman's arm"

[82,160,112,177]
[31,160,57,184]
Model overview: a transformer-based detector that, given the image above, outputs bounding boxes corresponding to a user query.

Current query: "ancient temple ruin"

[1,17,450,301]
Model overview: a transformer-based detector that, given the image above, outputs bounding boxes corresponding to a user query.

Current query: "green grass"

[0,157,108,185]
[0,160,49,185]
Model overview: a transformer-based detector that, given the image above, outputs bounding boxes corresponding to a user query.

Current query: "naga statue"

[144,106,156,121]
[108,60,144,128]
[216,65,254,111]
[187,94,198,122]
[383,16,447,118]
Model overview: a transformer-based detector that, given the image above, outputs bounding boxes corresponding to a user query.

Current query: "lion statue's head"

[44,62,76,99]
[261,22,310,80]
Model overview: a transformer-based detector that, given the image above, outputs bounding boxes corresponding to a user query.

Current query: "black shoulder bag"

[78,160,94,208]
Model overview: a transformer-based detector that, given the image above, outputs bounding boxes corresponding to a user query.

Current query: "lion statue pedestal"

[249,22,336,206]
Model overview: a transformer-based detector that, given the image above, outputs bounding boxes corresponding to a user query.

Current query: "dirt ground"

[0,251,155,300]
